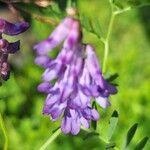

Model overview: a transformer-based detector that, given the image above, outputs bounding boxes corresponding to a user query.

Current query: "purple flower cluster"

[0,19,29,80]
[34,17,117,135]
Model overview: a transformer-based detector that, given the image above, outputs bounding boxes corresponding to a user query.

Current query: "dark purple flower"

[0,19,29,36]
[0,19,29,80]
[34,17,117,135]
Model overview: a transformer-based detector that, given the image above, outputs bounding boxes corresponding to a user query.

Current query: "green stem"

[102,10,115,73]
[0,113,8,150]
[39,128,61,150]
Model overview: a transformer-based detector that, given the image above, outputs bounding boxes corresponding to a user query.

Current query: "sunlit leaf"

[107,110,119,141]
[134,137,149,150]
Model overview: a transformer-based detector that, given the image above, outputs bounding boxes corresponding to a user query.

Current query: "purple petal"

[45,93,60,106]
[95,96,110,108]
[0,19,29,35]
[63,20,81,50]
[80,117,90,128]
[106,83,117,94]
[37,82,52,93]
[50,106,64,121]
[42,62,65,81]
[35,55,51,68]
[79,85,100,97]
[91,109,100,120]
[34,17,73,55]
[7,40,20,53]
[61,117,71,134]
[71,117,80,135]
[85,44,105,89]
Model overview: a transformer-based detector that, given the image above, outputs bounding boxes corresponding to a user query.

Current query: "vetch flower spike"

[0,18,30,81]
[34,17,117,135]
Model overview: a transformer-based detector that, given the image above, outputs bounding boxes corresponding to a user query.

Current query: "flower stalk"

[39,128,61,150]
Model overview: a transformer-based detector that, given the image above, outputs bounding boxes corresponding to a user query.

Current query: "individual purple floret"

[0,18,29,80]
[34,17,117,135]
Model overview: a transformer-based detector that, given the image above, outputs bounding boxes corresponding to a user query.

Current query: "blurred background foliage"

[0,0,150,149]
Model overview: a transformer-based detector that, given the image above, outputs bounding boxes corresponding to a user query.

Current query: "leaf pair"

[80,14,103,39]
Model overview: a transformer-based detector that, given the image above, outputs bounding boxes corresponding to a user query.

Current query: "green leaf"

[106,73,119,82]
[91,102,97,130]
[134,137,149,150]
[80,14,103,39]
[80,14,92,32]
[83,131,99,140]
[91,18,102,38]
[107,110,119,141]
[122,123,138,149]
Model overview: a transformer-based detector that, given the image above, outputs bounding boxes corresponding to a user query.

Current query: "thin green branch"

[0,113,8,150]
[102,4,116,73]
[39,128,61,150]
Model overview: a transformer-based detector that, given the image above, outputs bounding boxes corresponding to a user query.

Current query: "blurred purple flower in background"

[34,17,117,135]
[0,19,29,80]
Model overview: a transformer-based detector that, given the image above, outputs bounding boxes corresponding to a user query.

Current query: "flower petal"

[0,19,29,35]
[34,17,73,55]
[61,117,71,134]
[95,96,110,108]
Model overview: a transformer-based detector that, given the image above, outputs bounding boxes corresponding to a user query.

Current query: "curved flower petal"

[80,117,90,128]
[34,17,74,55]
[0,19,29,35]
[61,117,71,134]
[37,82,52,93]
[35,55,51,68]
[71,117,80,135]
[95,96,110,108]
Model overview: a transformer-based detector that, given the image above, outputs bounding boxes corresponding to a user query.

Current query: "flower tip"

[20,22,30,32]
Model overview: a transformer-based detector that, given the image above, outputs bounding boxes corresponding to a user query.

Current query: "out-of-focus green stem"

[0,113,8,150]
[102,6,115,73]
[39,128,61,150]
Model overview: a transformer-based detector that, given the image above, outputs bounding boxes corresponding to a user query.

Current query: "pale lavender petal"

[80,117,90,128]
[45,93,60,106]
[35,56,51,68]
[42,62,65,81]
[91,109,100,120]
[61,117,71,134]
[95,96,110,108]
[37,82,52,93]
[71,117,80,135]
